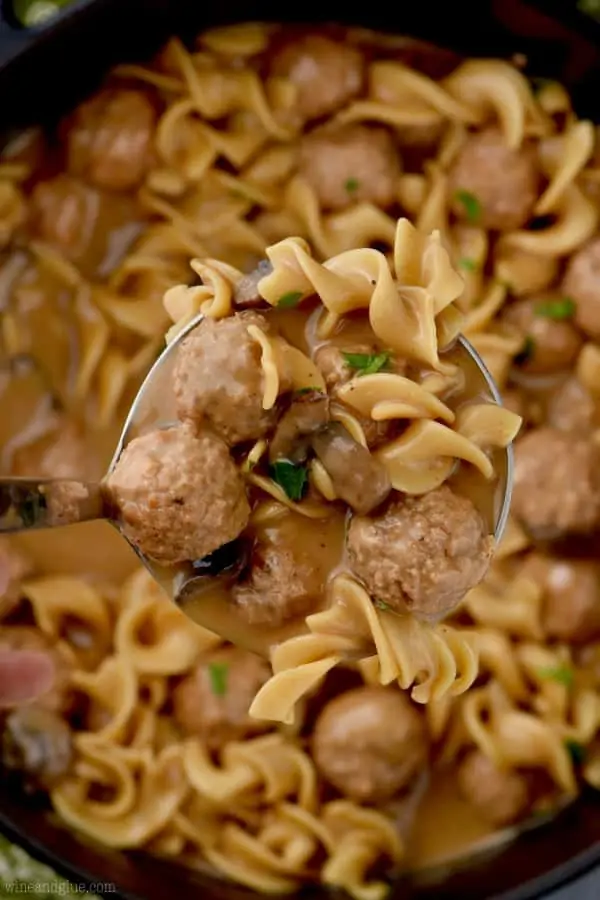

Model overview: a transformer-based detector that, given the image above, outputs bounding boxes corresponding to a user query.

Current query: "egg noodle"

[1,21,600,900]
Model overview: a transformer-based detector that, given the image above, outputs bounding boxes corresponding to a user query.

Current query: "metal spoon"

[0,312,514,643]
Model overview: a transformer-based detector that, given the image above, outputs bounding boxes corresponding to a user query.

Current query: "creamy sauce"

[0,56,526,879]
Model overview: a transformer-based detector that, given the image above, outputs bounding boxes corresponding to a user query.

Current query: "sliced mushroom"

[311,422,391,514]
[3,705,73,790]
[233,260,273,309]
[269,390,330,464]
[190,537,250,579]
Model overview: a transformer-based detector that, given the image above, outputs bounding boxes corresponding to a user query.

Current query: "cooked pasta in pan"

[2,20,600,900]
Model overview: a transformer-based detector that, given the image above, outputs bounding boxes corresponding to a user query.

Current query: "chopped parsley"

[454,189,482,224]
[207,662,229,696]
[458,257,478,273]
[565,739,586,766]
[343,351,391,376]
[277,291,303,309]
[345,177,360,195]
[374,599,391,611]
[294,387,319,396]
[270,460,309,502]
[534,297,576,320]
[538,665,574,688]
[514,335,536,365]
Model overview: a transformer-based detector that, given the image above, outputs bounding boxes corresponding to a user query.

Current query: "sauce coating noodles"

[1,22,600,900]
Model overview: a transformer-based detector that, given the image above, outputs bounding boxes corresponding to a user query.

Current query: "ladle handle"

[0,478,106,533]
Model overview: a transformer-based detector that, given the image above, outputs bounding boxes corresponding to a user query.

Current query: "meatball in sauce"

[347,487,493,620]
[105,425,250,565]
[449,127,539,231]
[173,647,272,750]
[312,686,429,803]
[512,427,600,537]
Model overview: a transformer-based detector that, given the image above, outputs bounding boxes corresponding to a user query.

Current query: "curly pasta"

[250,575,479,725]
[4,19,600,900]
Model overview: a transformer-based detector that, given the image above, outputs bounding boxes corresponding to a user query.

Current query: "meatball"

[0,539,33,619]
[457,750,529,827]
[562,237,600,339]
[448,127,539,231]
[314,343,400,447]
[502,295,582,375]
[65,88,157,192]
[2,706,72,790]
[299,125,400,210]
[546,378,598,434]
[0,627,70,713]
[30,175,99,262]
[104,425,250,565]
[173,312,280,446]
[512,428,600,536]
[172,647,271,749]
[312,686,428,803]
[270,33,364,122]
[520,553,600,643]
[347,487,493,619]
[232,528,325,626]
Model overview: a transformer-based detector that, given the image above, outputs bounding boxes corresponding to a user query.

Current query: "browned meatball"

[299,125,400,210]
[30,175,99,262]
[546,378,598,434]
[0,628,70,713]
[270,34,364,122]
[562,237,600,339]
[172,647,271,749]
[312,686,428,803]
[232,527,326,626]
[347,487,493,619]
[448,128,539,231]
[314,343,401,448]
[65,89,157,192]
[173,312,280,446]
[502,295,582,375]
[457,751,529,827]
[512,428,600,536]
[104,425,250,565]
[520,553,600,643]
[0,539,33,619]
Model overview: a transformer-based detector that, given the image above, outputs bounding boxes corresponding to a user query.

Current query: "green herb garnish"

[294,387,318,396]
[277,291,303,309]
[342,351,391,376]
[270,460,309,502]
[458,257,478,273]
[454,190,482,224]
[514,335,536,365]
[565,739,586,766]
[207,662,229,696]
[534,297,576,320]
[345,177,360,194]
[538,665,574,688]
[374,599,391,611]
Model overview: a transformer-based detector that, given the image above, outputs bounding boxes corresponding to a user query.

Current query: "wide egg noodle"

[4,19,600,900]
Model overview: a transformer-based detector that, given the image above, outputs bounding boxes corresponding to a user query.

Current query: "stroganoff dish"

[1,21,600,900]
